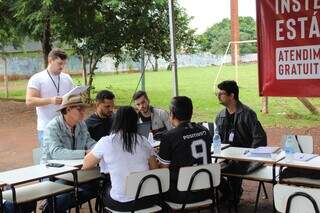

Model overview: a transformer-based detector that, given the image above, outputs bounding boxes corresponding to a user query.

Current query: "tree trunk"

[154,57,158,71]
[87,68,93,102]
[41,15,52,68]
[86,55,94,103]
[87,55,99,103]
[81,55,87,85]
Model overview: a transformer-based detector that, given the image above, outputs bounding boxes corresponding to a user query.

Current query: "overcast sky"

[178,0,256,34]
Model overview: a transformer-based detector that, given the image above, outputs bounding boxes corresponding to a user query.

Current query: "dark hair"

[132,90,149,102]
[96,90,115,102]
[61,108,67,115]
[111,106,138,153]
[170,96,193,121]
[48,48,68,60]
[217,80,239,100]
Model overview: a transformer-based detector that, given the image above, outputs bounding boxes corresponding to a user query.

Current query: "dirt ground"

[0,100,319,212]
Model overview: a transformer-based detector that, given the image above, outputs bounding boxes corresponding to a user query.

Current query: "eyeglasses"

[215,91,228,97]
[72,106,86,112]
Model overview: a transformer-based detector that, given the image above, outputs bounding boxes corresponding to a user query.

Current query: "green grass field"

[1,64,320,127]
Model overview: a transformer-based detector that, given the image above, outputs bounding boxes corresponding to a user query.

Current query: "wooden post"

[230,0,240,65]
[235,44,238,83]
[1,56,9,98]
[262,96,268,114]
[297,97,319,114]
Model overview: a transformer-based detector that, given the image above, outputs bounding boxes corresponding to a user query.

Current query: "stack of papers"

[246,146,281,158]
[294,153,317,162]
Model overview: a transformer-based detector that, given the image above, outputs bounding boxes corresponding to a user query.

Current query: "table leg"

[272,164,276,213]
[72,171,80,213]
[0,187,3,213]
[9,186,17,213]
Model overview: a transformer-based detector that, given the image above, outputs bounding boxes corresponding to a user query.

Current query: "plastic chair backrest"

[274,184,320,213]
[200,122,215,135]
[177,163,220,191]
[281,135,313,154]
[125,168,170,198]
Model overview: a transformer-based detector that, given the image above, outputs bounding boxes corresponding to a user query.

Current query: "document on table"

[294,153,317,162]
[245,146,281,158]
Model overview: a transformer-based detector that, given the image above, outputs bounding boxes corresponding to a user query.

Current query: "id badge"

[228,131,235,142]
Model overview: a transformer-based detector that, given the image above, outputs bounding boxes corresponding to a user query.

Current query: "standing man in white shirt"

[26,48,74,145]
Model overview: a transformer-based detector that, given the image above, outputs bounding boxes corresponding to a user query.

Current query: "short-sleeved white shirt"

[27,70,74,131]
[91,133,154,202]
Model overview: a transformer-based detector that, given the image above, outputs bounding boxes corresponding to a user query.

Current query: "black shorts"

[165,185,211,204]
[103,188,159,211]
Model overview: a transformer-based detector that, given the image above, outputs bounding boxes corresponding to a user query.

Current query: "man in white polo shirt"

[26,48,74,145]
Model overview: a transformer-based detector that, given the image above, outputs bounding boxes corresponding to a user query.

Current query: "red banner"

[257,0,320,97]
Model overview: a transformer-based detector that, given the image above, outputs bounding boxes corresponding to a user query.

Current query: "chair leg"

[95,197,99,212]
[262,182,268,199]
[215,188,220,213]
[254,182,262,213]
[88,200,93,213]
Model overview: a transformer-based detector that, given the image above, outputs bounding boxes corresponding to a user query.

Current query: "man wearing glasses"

[215,80,266,205]
[41,92,97,212]
[44,93,96,160]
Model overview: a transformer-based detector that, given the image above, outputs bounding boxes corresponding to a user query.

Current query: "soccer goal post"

[213,39,269,113]
[213,39,257,93]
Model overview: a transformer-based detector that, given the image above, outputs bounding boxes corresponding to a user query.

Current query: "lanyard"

[47,70,60,96]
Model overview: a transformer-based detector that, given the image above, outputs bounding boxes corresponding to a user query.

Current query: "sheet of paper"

[294,153,317,162]
[63,85,89,97]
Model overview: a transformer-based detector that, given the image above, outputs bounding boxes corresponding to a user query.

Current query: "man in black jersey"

[86,90,115,141]
[215,80,267,204]
[158,96,212,203]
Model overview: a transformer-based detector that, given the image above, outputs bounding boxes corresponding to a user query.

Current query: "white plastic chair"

[280,135,315,186]
[165,163,221,212]
[222,165,279,213]
[281,135,314,153]
[200,122,215,135]
[274,184,320,213]
[104,168,170,213]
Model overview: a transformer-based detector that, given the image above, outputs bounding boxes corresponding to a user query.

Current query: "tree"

[51,0,124,100]
[122,0,197,64]
[8,0,60,66]
[0,0,22,49]
[0,0,23,98]
[55,0,196,92]
[198,16,256,55]
[0,0,196,98]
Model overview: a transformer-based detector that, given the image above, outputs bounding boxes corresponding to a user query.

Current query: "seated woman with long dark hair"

[82,106,158,211]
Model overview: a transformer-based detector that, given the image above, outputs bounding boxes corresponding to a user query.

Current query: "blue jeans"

[38,130,44,146]
[43,180,99,213]
[3,200,36,213]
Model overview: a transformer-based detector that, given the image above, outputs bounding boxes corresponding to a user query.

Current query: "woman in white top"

[82,106,158,211]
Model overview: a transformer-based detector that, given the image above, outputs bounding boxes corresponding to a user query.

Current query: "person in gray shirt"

[132,90,172,138]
